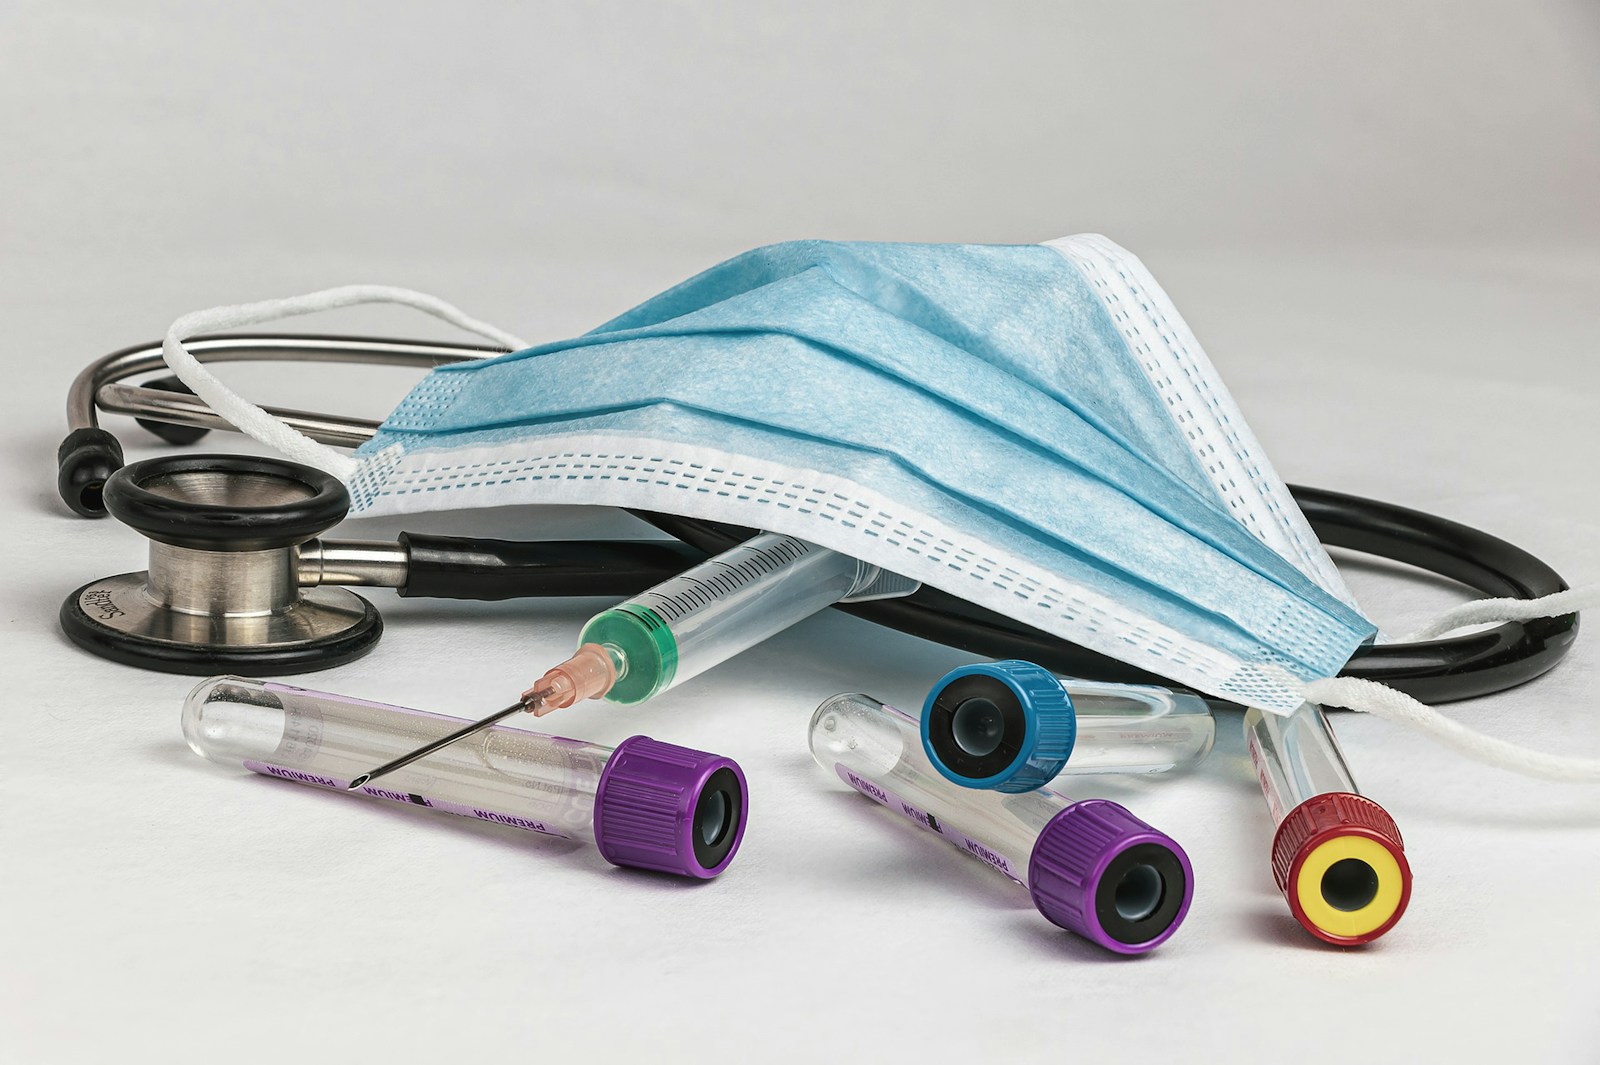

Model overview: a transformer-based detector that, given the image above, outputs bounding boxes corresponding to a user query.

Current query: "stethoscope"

[59,333,1580,704]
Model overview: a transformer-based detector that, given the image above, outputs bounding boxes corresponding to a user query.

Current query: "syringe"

[352,531,916,789]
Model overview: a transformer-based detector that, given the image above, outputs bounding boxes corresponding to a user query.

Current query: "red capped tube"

[1246,704,1411,946]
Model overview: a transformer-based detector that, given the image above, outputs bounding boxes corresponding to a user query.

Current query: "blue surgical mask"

[158,237,1378,714]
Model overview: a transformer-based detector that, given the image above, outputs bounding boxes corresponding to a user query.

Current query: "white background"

[3,3,1599,1062]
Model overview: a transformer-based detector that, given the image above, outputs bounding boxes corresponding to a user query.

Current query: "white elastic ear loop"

[161,284,530,481]
[1303,675,1600,782]
[1401,584,1600,642]
[1332,584,1600,779]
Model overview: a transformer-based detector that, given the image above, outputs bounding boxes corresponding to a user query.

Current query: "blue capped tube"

[921,661,1215,792]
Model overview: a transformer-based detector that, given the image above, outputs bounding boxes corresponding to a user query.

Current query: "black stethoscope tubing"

[638,488,1579,706]
[61,334,1579,705]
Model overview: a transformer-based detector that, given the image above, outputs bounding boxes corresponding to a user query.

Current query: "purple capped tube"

[183,676,745,879]
[811,693,1193,954]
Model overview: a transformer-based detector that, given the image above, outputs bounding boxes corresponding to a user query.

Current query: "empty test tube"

[183,676,747,878]
[1245,703,1410,945]
[812,693,1193,954]
[921,661,1216,792]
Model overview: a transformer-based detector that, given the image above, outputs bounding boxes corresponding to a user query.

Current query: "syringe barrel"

[1058,681,1215,774]
[1244,704,1410,945]
[182,676,746,878]
[810,693,1193,954]
[583,532,875,704]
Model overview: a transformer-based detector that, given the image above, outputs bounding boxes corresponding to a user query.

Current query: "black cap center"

[926,675,1027,780]
[951,697,1006,757]
[691,767,743,870]
[1321,857,1380,912]
[1094,843,1188,945]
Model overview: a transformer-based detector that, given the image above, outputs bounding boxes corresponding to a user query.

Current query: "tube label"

[834,764,1020,883]
[1244,726,1286,824]
[243,761,575,840]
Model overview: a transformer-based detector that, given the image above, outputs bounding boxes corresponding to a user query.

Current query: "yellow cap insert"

[1294,834,1405,941]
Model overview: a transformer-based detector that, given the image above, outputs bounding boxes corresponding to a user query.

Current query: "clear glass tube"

[582,532,880,704]
[814,692,1195,953]
[1243,702,1411,946]
[810,693,1074,886]
[1058,680,1215,774]
[1244,702,1358,824]
[183,676,612,840]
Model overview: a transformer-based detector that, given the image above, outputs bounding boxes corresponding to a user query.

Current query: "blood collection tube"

[811,693,1193,954]
[183,676,746,879]
[1245,703,1411,945]
[921,661,1216,792]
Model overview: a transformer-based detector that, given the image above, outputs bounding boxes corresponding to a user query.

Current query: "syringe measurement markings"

[755,539,809,569]
[641,577,720,622]
[641,540,820,623]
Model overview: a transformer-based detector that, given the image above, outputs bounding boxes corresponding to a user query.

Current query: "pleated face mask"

[160,236,1379,714]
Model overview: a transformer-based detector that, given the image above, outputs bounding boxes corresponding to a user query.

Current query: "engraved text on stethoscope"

[81,588,125,621]
[80,585,125,617]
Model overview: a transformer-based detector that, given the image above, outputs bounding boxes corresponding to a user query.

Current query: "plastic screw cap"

[1271,792,1410,946]
[593,735,747,879]
[1028,798,1194,955]
[922,660,1075,793]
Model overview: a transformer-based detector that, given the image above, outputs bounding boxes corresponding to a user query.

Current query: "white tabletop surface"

[4,4,1599,1063]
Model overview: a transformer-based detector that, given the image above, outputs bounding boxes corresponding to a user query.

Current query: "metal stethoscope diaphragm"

[62,451,704,675]
[63,453,382,673]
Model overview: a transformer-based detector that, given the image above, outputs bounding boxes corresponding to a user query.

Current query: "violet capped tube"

[811,693,1193,954]
[922,661,1216,793]
[182,676,746,879]
[1245,703,1410,945]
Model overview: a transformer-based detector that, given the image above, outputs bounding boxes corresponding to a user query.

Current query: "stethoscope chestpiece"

[60,454,383,675]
